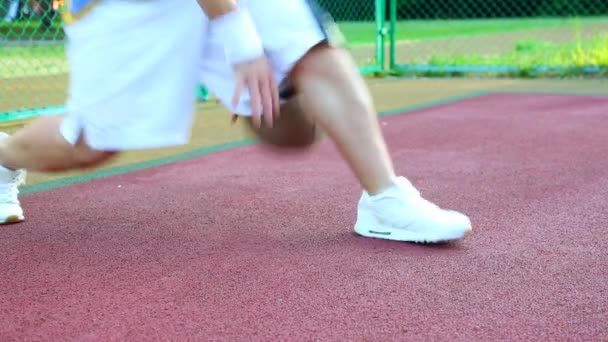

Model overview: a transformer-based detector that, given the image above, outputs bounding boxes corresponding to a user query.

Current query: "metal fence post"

[374,0,386,71]
[389,0,397,70]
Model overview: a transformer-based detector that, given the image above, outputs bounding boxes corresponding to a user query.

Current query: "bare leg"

[290,44,395,195]
[0,117,116,224]
[290,44,472,243]
[0,117,116,172]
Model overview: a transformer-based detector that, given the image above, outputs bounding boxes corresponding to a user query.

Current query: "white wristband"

[210,7,264,65]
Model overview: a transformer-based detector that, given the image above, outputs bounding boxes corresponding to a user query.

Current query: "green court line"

[380,90,489,116]
[22,88,598,195]
[21,138,257,194]
[0,105,66,122]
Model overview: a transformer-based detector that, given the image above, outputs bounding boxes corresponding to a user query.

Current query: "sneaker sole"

[354,224,471,244]
[1,215,24,225]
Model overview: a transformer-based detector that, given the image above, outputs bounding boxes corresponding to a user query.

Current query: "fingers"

[232,77,244,111]
[259,76,274,128]
[270,73,281,121]
[259,64,280,128]
[247,76,262,129]
[232,58,282,129]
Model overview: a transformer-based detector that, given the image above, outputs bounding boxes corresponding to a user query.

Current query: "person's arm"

[196,0,280,128]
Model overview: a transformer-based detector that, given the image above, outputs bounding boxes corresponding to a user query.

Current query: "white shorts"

[60,0,330,150]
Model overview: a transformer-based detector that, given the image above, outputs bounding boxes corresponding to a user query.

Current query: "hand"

[232,56,280,128]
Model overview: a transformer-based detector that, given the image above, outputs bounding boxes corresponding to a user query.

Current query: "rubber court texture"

[1,86,608,340]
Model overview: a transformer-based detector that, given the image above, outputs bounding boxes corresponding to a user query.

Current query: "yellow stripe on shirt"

[61,0,102,25]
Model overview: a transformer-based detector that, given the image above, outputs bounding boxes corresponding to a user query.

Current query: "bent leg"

[290,44,471,243]
[242,0,473,243]
[0,117,116,173]
[290,44,396,195]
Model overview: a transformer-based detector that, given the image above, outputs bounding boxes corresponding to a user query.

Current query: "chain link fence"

[1,0,66,120]
[388,0,608,76]
[318,0,386,73]
[3,1,605,121]
[0,0,383,121]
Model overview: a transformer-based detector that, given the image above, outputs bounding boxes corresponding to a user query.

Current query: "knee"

[291,44,374,116]
[292,43,349,80]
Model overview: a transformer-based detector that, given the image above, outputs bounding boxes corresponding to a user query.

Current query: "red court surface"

[1,93,607,341]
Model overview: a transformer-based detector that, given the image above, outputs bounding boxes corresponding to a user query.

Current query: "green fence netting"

[388,0,608,75]
[1,0,606,122]
[0,0,384,121]
[1,0,65,120]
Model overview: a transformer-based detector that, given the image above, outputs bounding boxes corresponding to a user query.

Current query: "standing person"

[0,0,472,244]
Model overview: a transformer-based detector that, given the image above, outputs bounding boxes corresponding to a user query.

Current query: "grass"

[0,45,67,78]
[399,22,608,78]
[339,16,608,78]
[427,34,608,68]
[338,16,607,45]
[364,16,606,77]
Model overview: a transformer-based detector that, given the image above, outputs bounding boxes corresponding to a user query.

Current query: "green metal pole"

[389,0,397,70]
[374,0,386,72]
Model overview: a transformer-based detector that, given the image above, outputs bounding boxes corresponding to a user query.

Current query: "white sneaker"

[0,165,25,224]
[354,177,472,244]
[0,132,26,224]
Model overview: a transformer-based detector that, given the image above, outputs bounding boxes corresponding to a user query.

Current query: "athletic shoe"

[0,133,26,224]
[354,177,472,244]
